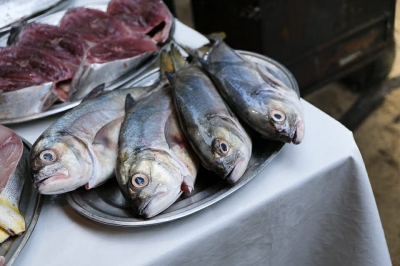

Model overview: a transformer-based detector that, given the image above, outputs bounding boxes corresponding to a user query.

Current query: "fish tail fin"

[0,199,25,236]
[170,44,188,71]
[160,49,175,75]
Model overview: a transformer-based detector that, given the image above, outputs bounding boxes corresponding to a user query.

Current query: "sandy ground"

[304,2,400,264]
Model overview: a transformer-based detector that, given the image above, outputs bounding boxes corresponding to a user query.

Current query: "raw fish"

[0,125,27,236]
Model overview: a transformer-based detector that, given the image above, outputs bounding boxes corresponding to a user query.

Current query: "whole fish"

[165,59,252,184]
[0,125,27,236]
[0,0,64,30]
[30,83,162,195]
[116,86,199,218]
[200,39,305,144]
[0,228,9,244]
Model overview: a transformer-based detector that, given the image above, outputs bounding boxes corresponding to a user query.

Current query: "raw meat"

[107,0,173,43]
[59,7,133,45]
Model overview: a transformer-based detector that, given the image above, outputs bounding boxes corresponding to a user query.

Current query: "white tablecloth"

[8,100,391,266]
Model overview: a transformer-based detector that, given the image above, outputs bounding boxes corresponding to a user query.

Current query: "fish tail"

[0,198,26,236]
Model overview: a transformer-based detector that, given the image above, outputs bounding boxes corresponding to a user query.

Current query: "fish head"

[209,116,252,184]
[117,150,183,218]
[250,92,305,144]
[30,133,92,194]
[264,97,304,144]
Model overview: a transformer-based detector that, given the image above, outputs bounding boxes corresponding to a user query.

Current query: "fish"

[0,0,64,30]
[0,125,27,236]
[165,55,252,184]
[30,83,162,195]
[116,85,199,218]
[200,39,305,144]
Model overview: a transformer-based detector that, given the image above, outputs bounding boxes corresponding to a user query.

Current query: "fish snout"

[292,119,305,144]
[225,156,248,184]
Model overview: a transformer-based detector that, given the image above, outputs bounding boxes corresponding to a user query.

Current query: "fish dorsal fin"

[81,84,106,102]
[124,93,136,112]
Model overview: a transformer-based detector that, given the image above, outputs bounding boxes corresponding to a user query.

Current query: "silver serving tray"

[65,51,298,227]
[0,2,159,125]
[0,139,43,266]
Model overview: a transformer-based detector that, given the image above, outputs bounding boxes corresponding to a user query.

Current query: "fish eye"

[39,150,57,164]
[216,139,230,155]
[130,173,149,188]
[270,110,286,122]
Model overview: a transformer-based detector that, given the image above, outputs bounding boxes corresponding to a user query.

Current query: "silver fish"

[200,39,305,144]
[165,60,252,184]
[0,124,27,236]
[116,86,199,218]
[0,0,64,30]
[30,83,161,195]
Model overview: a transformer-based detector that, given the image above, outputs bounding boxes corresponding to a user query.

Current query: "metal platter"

[0,1,159,125]
[0,139,43,266]
[65,51,297,227]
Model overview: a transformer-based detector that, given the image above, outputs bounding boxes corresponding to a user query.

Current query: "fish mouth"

[34,172,69,188]
[137,191,167,218]
[225,157,248,184]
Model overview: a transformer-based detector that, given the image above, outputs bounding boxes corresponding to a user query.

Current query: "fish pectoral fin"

[93,117,123,147]
[181,175,194,194]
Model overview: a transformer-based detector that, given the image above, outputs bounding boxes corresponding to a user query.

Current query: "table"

[7,100,391,266]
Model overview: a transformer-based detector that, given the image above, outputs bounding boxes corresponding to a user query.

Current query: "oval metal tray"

[0,2,158,125]
[0,139,43,266]
[66,51,297,227]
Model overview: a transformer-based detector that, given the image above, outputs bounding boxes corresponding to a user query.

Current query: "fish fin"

[206,32,226,41]
[125,93,136,112]
[181,175,194,194]
[165,71,176,85]
[170,44,188,71]
[160,49,175,75]
[81,84,106,102]
[88,117,124,189]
